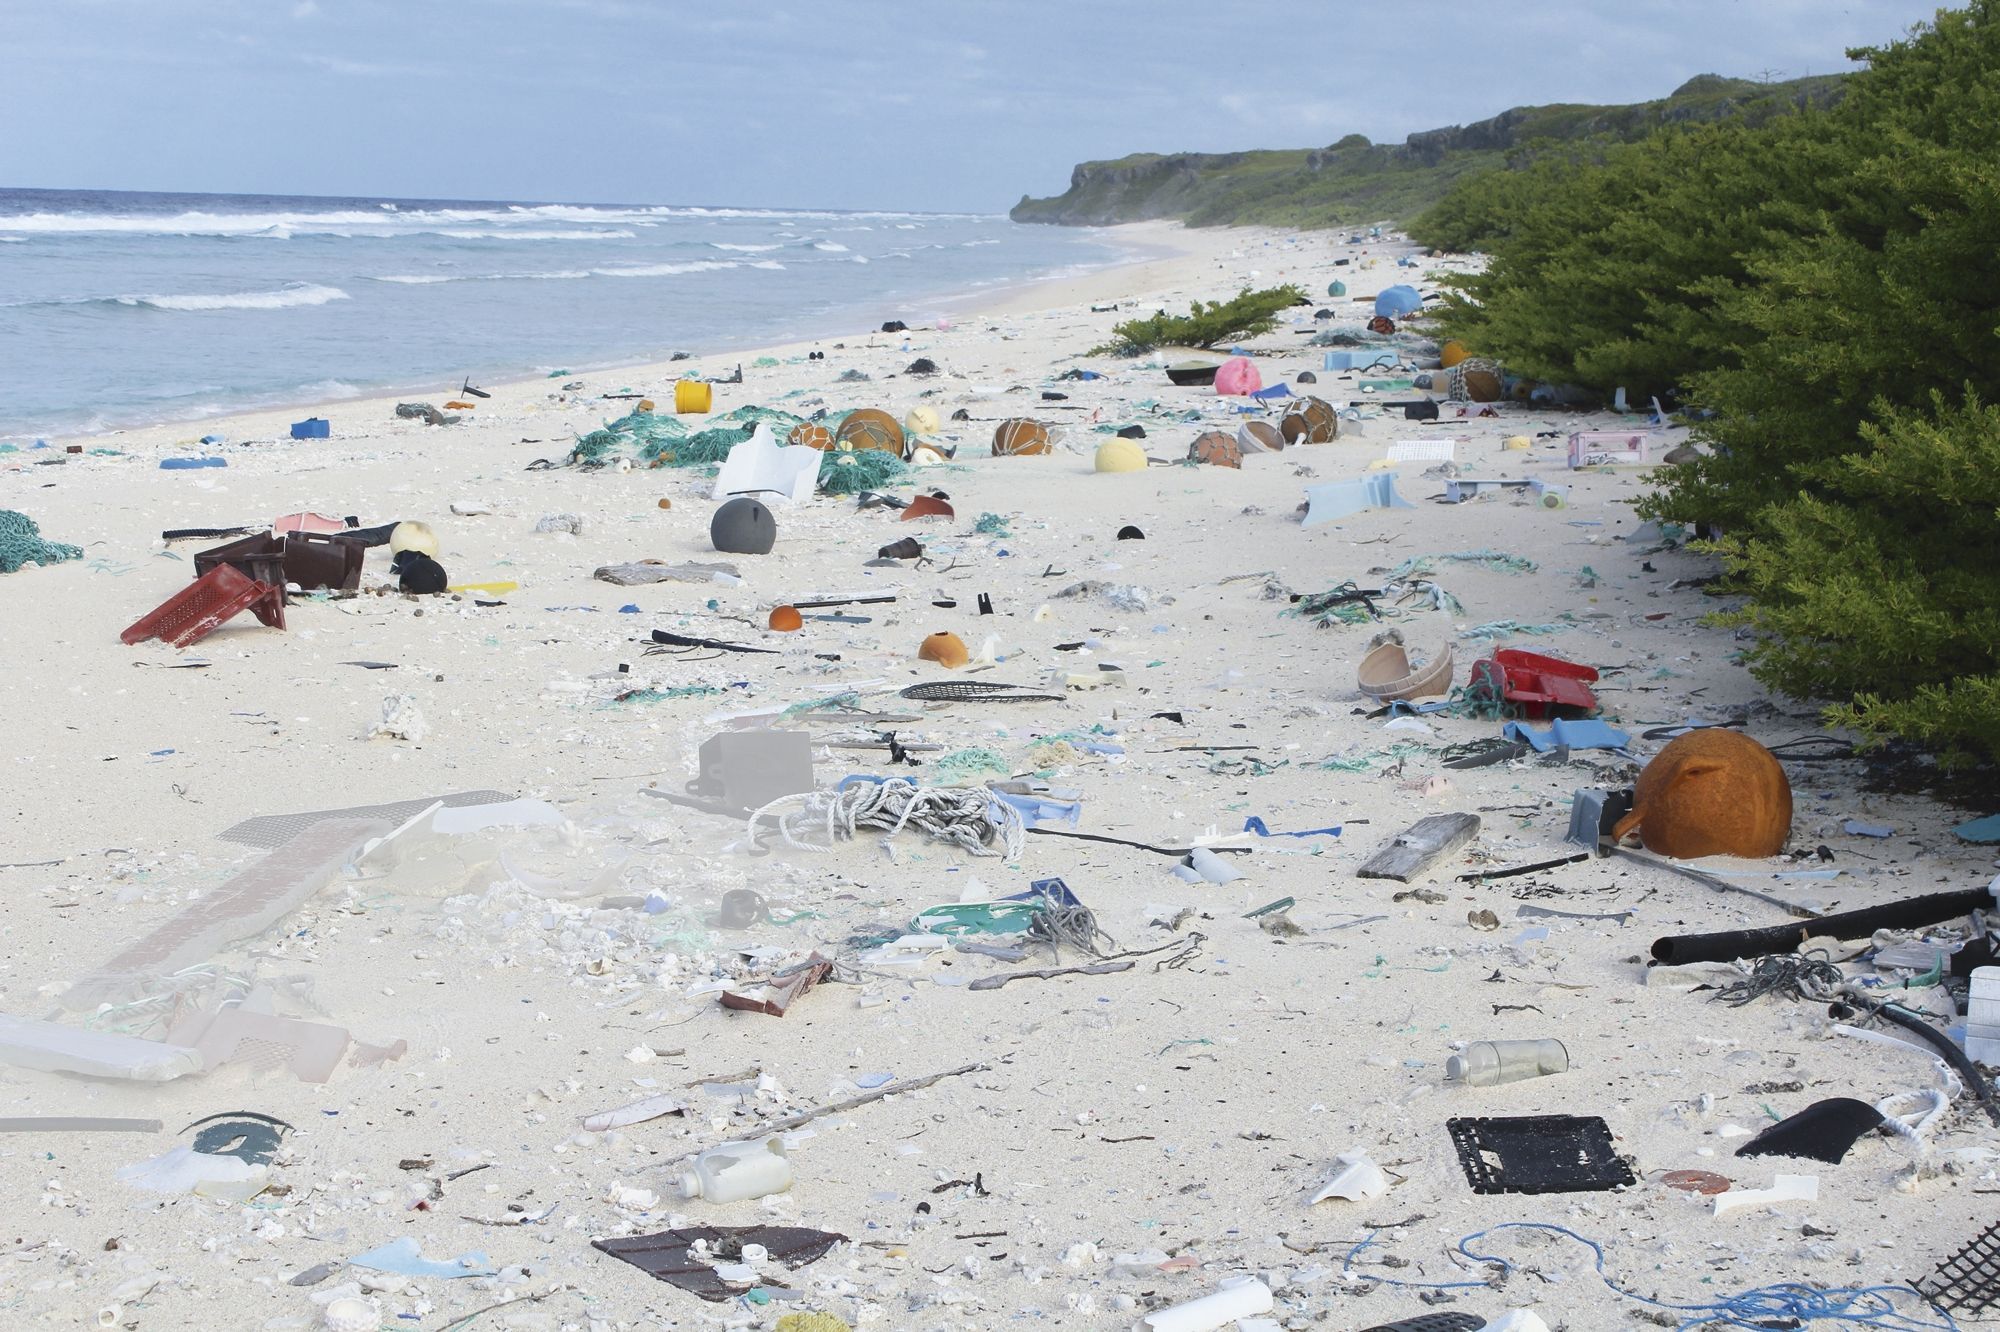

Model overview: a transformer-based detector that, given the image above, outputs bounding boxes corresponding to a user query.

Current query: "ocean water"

[0,188,1128,439]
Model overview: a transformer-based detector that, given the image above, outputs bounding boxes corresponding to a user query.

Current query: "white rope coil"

[748,779,1024,860]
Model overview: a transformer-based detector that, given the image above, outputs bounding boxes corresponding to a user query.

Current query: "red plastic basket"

[122,564,283,648]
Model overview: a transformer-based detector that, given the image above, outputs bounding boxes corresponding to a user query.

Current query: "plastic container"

[677,1137,791,1202]
[290,417,330,440]
[1447,1038,1569,1086]
[120,563,283,647]
[674,380,712,414]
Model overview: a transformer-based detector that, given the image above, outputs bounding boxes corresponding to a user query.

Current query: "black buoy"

[1116,525,1145,541]
[711,497,777,555]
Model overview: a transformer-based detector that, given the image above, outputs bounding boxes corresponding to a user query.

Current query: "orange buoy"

[992,418,1051,456]
[788,421,834,450]
[835,408,904,454]
[918,631,969,668]
[1188,431,1242,468]
[768,605,803,632]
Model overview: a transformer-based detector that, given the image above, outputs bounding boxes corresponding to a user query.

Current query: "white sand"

[1,221,1993,1332]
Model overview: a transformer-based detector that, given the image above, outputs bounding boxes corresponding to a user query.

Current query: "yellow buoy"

[1440,340,1470,369]
[1094,438,1146,473]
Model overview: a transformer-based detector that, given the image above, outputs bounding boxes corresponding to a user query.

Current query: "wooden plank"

[1357,813,1482,883]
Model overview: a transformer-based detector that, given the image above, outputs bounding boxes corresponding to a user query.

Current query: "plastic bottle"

[1446,1038,1569,1086]
[676,1137,792,1203]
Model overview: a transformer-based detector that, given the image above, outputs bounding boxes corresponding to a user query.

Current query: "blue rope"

[1341,1222,1958,1330]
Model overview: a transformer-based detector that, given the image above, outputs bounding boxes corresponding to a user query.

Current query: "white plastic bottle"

[676,1137,792,1203]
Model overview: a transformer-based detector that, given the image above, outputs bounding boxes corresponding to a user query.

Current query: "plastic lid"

[1444,1054,1468,1081]
[677,1171,701,1199]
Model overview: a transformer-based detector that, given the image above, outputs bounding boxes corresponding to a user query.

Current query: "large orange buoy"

[992,418,1052,456]
[1281,396,1339,445]
[835,408,904,454]
[788,421,834,451]
[1188,431,1241,469]
[1613,729,1793,859]
[768,605,803,632]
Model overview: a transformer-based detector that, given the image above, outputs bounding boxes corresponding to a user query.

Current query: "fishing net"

[817,448,908,495]
[0,510,82,574]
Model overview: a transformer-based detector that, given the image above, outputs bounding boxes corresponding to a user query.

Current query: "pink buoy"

[1214,357,1262,396]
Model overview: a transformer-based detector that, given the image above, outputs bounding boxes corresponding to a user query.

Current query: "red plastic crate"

[122,564,284,648]
[1471,649,1600,718]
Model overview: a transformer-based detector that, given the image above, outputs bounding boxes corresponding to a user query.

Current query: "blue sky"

[0,0,1948,211]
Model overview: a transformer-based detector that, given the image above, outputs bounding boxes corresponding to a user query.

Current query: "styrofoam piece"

[167,1006,352,1083]
[712,424,821,505]
[1135,1275,1274,1332]
[0,1014,203,1082]
[1310,1150,1388,1203]
[1712,1173,1818,1217]
[1386,438,1456,464]
[62,817,388,1012]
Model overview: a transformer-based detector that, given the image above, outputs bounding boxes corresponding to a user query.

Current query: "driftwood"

[1357,812,1481,883]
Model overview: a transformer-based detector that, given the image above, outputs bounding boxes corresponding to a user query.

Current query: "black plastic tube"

[1830,998,2000,1127]
[1651,887,1991,966]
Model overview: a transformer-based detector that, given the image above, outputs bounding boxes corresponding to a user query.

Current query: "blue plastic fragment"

[1243,816,1341,839]
[160,457,227,470]
[1955,814,2000,845]
[1842,819,1894,838]
[1501,719,1630,753]
[348,1237,495,1279]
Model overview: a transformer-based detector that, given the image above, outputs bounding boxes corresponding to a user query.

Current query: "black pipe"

[1651,887,1991,966]
[1829,998,2000,1127]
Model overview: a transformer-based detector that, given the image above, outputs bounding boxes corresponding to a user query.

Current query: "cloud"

[298,52,431,78]
[292,0,318,17]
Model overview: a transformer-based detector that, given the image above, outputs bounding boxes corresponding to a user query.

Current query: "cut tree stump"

[1357,812,1482,883]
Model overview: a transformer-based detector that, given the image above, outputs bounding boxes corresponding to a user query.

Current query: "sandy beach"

[1,219,1993,1332]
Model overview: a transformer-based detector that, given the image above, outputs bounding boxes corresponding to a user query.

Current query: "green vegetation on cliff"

[1010,73,1844,229]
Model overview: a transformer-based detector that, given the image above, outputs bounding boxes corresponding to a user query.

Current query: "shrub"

[1092,285,1307,355]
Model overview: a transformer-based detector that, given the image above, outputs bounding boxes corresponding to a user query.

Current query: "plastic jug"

[1446,1038,1568,1086]
[676,1137,792,1202]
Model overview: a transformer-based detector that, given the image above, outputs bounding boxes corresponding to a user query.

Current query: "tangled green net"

[0,510,82,574]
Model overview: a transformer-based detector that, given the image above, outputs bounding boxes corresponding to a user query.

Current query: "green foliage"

[1418,118,1830,399]
[1093,285,1307,355]
[1011,73,1845,230]
[1403,2,2000,762]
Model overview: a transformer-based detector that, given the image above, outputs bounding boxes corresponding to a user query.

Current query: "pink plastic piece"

[1213,357,1262,396]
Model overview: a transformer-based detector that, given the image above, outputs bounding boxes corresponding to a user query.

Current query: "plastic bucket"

[675,380,712,414]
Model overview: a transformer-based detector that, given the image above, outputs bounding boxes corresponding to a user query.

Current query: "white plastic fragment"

[1309,1150,1388,1203]
[1135,1275,1273,1332]
[1712,1173,1819,1217]
[1485,1312,1553,1332]
[582,1093,683,1132]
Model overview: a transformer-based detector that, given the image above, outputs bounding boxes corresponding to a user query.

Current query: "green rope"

[0,510,82,574]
